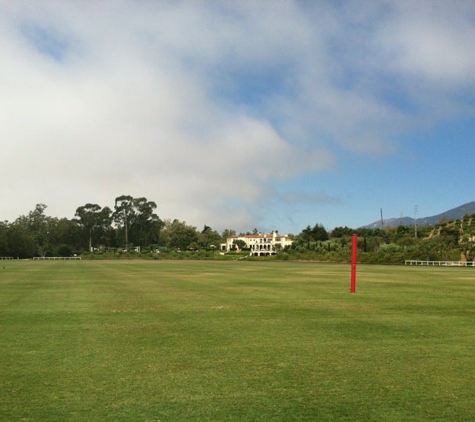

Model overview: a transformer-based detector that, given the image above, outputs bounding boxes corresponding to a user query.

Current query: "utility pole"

[414,205,418,237]
[380,208,384,229]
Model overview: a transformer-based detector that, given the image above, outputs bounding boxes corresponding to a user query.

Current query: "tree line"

[1,195,474,262]
[0,195,227,258]
[286,218,475,263]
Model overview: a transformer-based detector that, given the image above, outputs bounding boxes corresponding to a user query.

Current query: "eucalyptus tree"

[113,195,135,249]
[131,197,162,246]
[75,203,112,251]
[113,195,162,249]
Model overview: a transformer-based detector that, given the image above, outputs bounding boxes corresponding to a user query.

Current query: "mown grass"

[1,261,474,421]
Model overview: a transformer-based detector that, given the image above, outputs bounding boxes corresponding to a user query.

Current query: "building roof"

[229,233,291,239]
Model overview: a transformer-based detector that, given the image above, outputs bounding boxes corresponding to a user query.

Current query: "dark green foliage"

[284,212,475,263]
[234,239,247,250]
[159,219,199,250]
[113,195,163,248]
[55,244,73,257]
[6,222,36,258]
[3,200,475,264]
[75,203,112,251]
[0,222,9,256]
[330,226,354,237]
[297,223,329,247]
[199,225,221,249]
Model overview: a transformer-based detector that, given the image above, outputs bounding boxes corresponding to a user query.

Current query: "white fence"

[33,256,82,260]
[405,260,474,267]
[0,257,14,260]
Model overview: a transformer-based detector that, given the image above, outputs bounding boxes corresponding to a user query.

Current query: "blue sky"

[1,1,474,234]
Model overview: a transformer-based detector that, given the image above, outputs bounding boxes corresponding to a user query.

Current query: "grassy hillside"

[1,261,475,421]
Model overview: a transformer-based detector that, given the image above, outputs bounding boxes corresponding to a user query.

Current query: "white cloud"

[377,1,475,84]
[1,1,475,231]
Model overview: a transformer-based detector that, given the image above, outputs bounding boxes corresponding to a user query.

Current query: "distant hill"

[362,202,475,229]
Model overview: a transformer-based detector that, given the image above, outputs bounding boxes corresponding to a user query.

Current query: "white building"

[222,232,293,256]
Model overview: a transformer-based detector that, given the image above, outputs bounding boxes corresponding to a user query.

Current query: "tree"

[29,204,50,256]
[113,195,162,249]
[234,239,246,250]
[311,223,329,241]
[298,223,329,248]
[49,218,82,255]
[221,229,236,242]
[0,221,9,256]
[113,195,135,249]
[301,225,313,248]
[199,225,221,249]
[75,203,112,251]
[434,224,459,260]
[331,226,354,238]
[129,197,162,246]
[7,222,36,258]
[160,219,199,250]
[458,222,475,262]
[15,204,52,256]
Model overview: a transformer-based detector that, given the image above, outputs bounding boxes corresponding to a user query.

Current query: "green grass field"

[1,260,474,421]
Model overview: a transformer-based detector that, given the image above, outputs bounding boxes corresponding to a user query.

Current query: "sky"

[1,0,475,235]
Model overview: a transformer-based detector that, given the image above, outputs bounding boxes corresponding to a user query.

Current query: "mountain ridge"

[362,201,475,229]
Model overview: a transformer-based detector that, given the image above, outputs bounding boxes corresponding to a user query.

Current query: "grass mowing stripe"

[0,261,474,421]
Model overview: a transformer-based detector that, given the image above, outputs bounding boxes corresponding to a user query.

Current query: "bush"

[55,244,73,257]
[278,252,289,261]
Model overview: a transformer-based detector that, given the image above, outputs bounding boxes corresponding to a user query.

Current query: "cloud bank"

[1,1,475,232]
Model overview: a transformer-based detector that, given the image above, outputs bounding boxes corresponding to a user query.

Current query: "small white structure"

[222,231,293,256]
